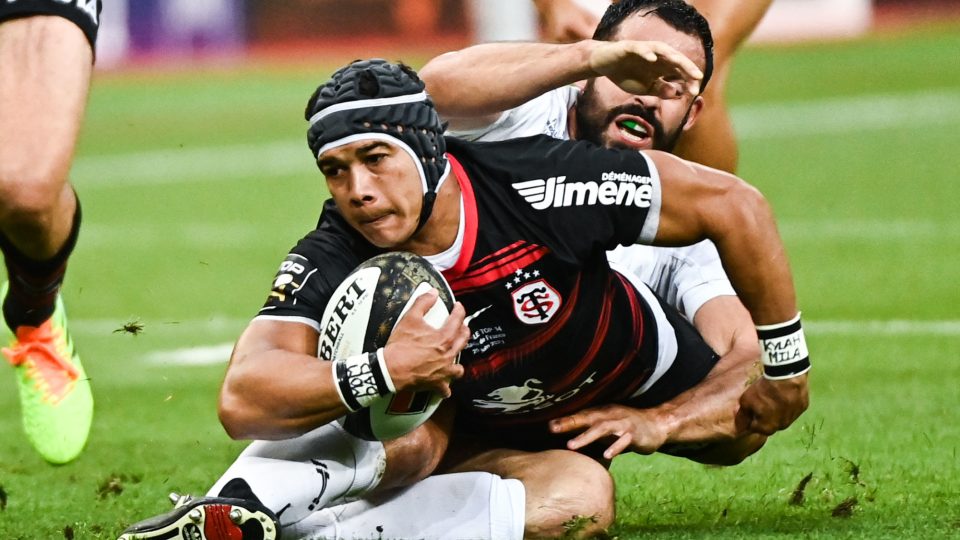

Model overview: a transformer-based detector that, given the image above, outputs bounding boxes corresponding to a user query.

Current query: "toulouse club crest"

[511,279,561,325]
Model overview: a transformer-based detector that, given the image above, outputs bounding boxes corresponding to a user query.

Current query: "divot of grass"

[831,497,858,518]
[790,472,814,506]
[562,514,600,538]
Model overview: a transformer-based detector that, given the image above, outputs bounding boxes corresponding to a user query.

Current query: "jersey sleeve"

[607,240,736,321]
[446,87,578,142]
[255,203,369,331]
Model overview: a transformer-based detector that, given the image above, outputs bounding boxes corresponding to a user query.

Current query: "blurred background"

[93,0,960,67]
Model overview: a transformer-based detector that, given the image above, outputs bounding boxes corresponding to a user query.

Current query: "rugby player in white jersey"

[421,0,807,444]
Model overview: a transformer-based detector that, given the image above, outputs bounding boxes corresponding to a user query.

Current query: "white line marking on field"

[807,320,960,336]
[70,317,249,334]
[70,89,960,187]
[72,140,310,187]
[777,219,960,241]
[145,343,235,365]
[119,318,960,367]
[733,89,960,139]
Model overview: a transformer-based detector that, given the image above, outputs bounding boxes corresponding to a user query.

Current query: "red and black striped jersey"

[259,134,677,432]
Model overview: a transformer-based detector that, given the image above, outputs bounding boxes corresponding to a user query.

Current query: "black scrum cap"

[306,59,450,231]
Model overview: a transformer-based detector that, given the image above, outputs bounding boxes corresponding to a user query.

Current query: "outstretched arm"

[648,151,809,434]
[550,295,765,461]
[419,39,702,130]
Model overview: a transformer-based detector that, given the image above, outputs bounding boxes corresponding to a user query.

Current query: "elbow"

[217,389,248,440]
[217,372,261,440]
[419,56,455,105]
[726,181,774,232]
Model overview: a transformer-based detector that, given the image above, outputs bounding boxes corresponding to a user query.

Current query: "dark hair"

[593,0,714,92]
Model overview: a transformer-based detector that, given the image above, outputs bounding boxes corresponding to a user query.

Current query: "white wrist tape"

[756,312,811,380]
[332,348,396,411]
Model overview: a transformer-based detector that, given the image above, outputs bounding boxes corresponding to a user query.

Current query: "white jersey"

[447,87,736,321]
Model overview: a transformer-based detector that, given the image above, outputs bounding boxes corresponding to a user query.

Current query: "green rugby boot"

[2,282,93,464]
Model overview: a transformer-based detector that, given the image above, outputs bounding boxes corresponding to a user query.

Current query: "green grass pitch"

[1,22,959,539]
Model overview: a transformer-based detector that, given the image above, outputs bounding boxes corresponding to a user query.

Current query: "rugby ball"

[318,251,456,441]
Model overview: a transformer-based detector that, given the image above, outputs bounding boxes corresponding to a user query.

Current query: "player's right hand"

[384,290,468,398]
[736,374,809,435]
[588,40,703,98]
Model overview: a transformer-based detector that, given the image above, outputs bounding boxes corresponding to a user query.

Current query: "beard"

[575,82,688,153]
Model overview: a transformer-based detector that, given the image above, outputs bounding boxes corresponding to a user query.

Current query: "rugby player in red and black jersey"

[119,59,810,540]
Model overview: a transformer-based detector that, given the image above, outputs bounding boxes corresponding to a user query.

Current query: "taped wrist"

[332,348,396,411]
[757,313,810,380]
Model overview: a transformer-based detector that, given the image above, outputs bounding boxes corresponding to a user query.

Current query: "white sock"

[284,472,525,540]
[207,422,386,526]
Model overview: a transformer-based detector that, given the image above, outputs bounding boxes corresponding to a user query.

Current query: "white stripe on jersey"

[607,261,678,398]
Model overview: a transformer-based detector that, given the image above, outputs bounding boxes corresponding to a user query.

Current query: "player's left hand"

[549,404,669,459]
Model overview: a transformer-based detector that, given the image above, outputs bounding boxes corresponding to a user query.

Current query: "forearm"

[218,349,349,440]
[420,40,596,118]
[653,340,757,444]
[712,188,797,325]
[652,154,798,326]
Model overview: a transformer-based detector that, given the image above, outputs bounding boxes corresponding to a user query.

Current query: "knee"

[0,164,69,228]
[382,421,450,487]
[523,451,615,539]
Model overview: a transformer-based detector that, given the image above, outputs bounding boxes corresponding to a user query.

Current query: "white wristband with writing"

[332,348,396,411]
[756,313,811,380]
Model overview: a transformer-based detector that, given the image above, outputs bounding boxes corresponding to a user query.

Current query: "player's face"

[319,139,424,249]
[576,14,706,152]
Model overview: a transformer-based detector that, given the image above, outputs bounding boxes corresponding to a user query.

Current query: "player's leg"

[0,3,99,464]
[285,471,525,540]
[119,411,454,538]
[442,442,616,539]
[673,0,774,173]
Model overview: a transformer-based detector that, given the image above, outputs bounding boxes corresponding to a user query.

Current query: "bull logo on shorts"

[511,279,561,325]
[472,372,597,414]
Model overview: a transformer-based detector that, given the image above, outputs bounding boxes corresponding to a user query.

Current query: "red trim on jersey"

[449,242,550,294]
[443,154,478,280]
[470,272,651,425]
[465,275,581,379]
[550,274,616,390]
[532,272,647,407]
[610,270,652,401]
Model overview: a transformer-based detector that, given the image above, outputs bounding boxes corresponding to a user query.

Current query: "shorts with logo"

[0,0,102,49]
[448,291,720,462]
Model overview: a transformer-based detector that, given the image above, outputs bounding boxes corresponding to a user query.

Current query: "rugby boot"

[2,282,93,464]
[117,496,280,540]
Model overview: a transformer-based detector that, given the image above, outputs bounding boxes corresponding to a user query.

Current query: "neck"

[399,174,461,256]
[568,103,579,140]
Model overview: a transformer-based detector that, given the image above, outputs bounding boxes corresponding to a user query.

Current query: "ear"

[682,95,706,132]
